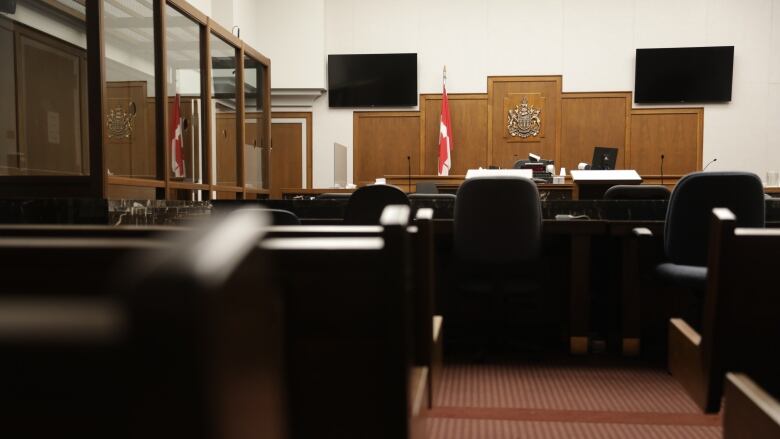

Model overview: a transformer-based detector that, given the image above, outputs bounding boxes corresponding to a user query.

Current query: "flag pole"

[443,65,447,87]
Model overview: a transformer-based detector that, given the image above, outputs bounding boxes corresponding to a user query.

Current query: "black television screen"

[634,46,734,103]
[328,53,417,107]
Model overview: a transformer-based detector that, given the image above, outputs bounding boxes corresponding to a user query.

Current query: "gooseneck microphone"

[660,154,665,185]
[407,155,412,193]
[703,157,718,171]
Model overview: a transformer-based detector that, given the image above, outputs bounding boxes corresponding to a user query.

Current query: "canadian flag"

[170,94,185,178]
[438,74,453,176]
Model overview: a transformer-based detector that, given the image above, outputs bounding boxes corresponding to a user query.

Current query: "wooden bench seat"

[265,206,443,410]
[259,205,425,438]
[0,210,288,438]
[724,373,780,439]
[667,208,780,413]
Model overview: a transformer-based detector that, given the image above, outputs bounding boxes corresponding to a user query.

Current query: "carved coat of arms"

[507,97,541,138]
[107,102,137,140]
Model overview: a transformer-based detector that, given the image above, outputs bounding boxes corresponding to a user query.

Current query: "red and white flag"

[438,67,453,176]
[170,94,185,178]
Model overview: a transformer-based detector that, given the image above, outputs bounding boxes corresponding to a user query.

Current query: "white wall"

[259,0,780,187]
[186,0,211,17]
[253,0,326,89]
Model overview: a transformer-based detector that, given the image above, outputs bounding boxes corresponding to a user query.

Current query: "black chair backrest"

[408,193,456,200]
[454,176,541,265]
[316,192,352,200]
[344,184,410,225]
[665,172,765,266]
[265,208,301,225]
[415,182,439,194]
[604,184,671,200]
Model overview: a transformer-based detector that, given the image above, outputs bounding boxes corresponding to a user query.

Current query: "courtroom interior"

[1,0,780,438]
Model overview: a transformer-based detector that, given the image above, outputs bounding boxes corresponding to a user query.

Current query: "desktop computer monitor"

[591,147,618,170]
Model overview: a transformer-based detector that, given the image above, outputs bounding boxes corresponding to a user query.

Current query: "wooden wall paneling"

[216,113,237,185]
[560,92,632,173]
[107,184,157,200]
[419,94,488,175]
[105,82,150,178]
[487,76,562,168]
[15,30,88,176]
[630,108,704,176]
[353,111,420,184]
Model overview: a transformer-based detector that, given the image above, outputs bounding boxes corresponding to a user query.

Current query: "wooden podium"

[570,170,642,200]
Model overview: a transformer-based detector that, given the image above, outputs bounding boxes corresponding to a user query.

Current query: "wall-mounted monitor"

[634,46,734,103]
[328,53,417,108]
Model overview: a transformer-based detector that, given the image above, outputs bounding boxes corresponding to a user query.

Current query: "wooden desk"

[381,175,576,200]
[280,188,354,199]
[544,220,608,354]
[434,218,606,354]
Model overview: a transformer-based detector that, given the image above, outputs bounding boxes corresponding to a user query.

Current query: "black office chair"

[604,185,671,200]
[415,182,439,194]
[264,209,301,225]
[344,184,410,225]
[316,192,352,200]
[656,172,765,292]
[409,193,456,200]
[455,176,541,265]
[452,176,543,350]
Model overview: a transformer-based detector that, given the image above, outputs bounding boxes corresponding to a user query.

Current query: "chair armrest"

[632,227,654,238]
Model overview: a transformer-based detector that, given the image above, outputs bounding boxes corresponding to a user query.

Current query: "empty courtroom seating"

[603,184,671,200]
[414,182,439,194]
[0,211,287,438]
[451,176,542,348]
[656,172,764,293]
[0,224,187,238]
[260,205,425,438]
[723,373,780,438]
[264,206,442,410]
[667,208,780,413]
[624,172,765,355]
[344,184,410,225]
[264,208,302,225]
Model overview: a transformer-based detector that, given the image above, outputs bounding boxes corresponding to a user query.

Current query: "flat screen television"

[634,46,734,103]
[328,53,417,107]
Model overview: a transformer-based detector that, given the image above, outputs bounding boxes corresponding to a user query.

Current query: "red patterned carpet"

[427,359,722,438]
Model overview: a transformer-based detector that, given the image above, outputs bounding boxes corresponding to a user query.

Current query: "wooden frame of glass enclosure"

[0,0,271,200]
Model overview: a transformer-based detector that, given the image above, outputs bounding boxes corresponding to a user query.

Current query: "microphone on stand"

[407,155,412,194]
[703,157,718,171]
[660,154,665,185]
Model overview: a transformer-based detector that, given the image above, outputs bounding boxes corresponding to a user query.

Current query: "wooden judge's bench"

[350,75,703,196]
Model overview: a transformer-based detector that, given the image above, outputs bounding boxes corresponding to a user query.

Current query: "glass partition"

[244,55,267,189]
[0,3,88,176]
[103,0,157,179]
[210,33,238,187]
[166,5,203,183]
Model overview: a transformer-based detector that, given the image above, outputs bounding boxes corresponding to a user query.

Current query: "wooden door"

[270,122,303,198]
